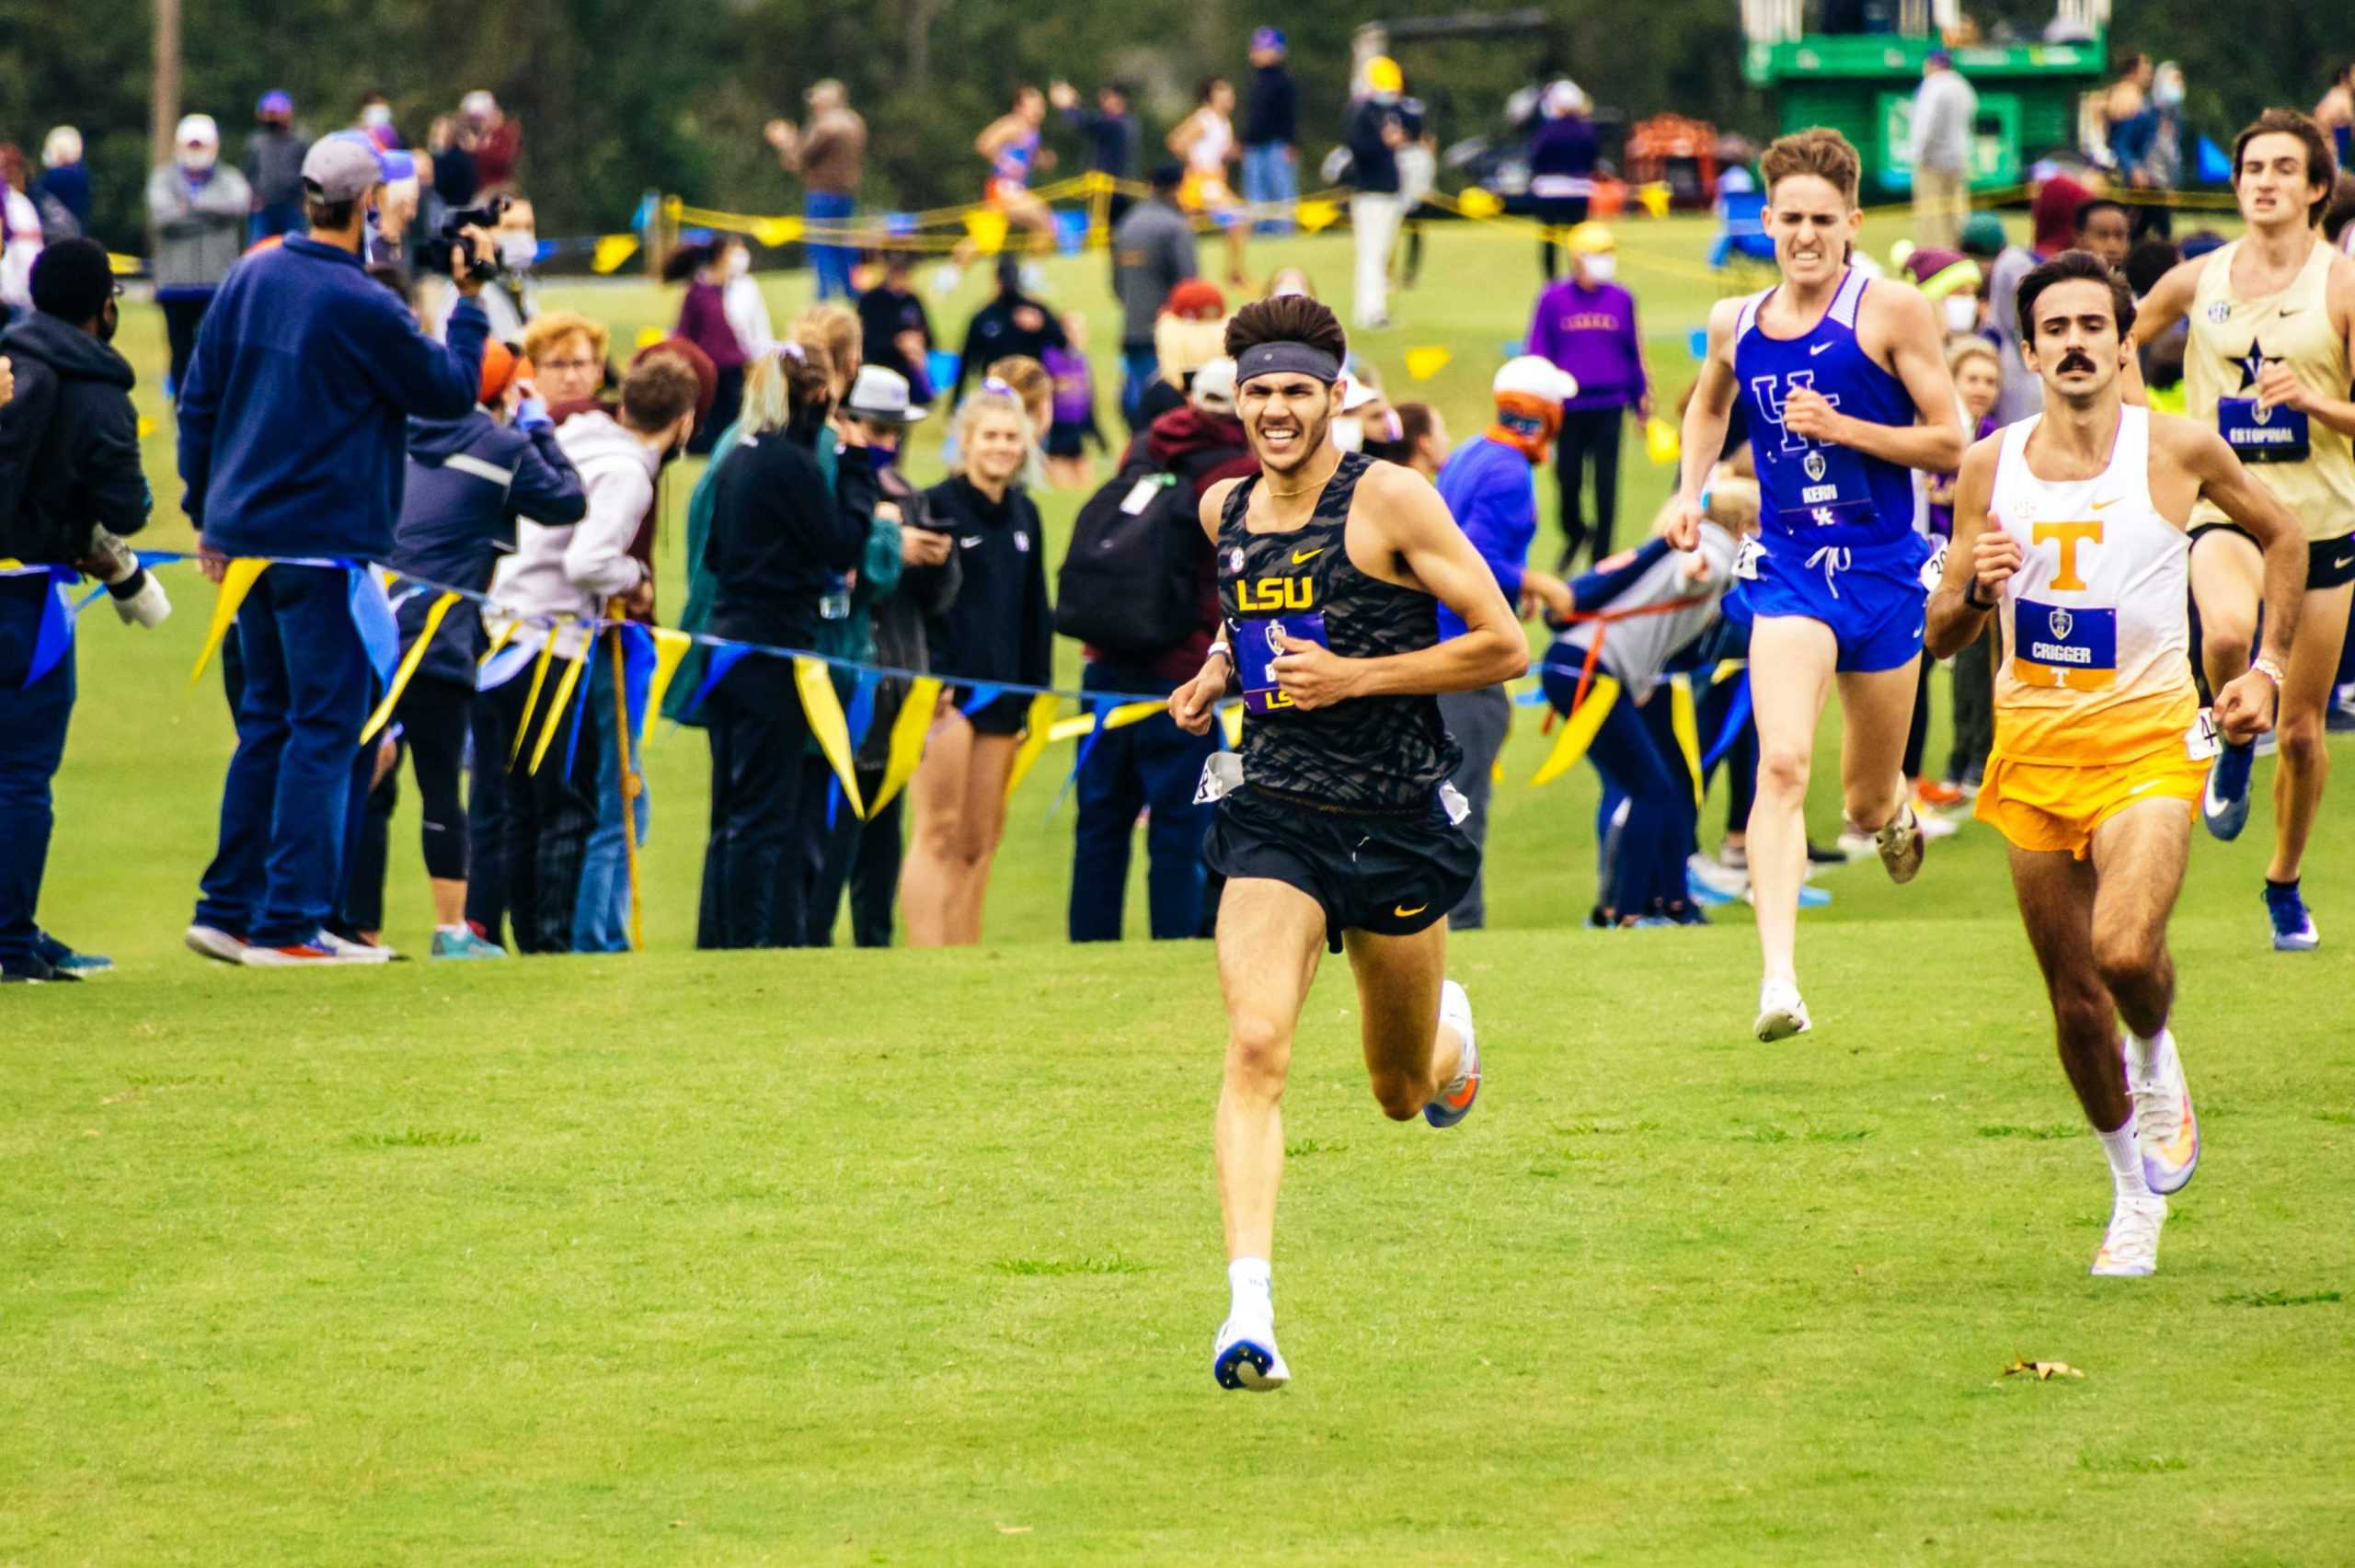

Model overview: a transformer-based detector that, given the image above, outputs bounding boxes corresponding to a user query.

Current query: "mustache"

[2056,352,2097,374]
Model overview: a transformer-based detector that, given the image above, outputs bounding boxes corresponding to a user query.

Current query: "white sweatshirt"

[489,410,655,657]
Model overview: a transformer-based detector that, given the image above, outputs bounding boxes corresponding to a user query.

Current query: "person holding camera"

[0,240,157,981]
[180,135,489,967]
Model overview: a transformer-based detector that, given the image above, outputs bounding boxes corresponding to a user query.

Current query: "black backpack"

[0,352,69,564]
[1054,452,1209,658]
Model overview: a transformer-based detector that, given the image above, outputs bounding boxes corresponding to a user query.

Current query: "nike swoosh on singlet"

[2091,496,2123,509]
[1809,341,1833,356]
[959,535,983,548]
[2279,305,2305,316]
[1292,547,1325,565]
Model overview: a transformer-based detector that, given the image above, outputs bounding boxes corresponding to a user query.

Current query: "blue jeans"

[194,565,374,946]
[1242,143,1296,234]
[1068,663,1217,942]
[0,583,74,970]
[805,191,856,300]
[573,661,650,952]
[1120,345,1161,432]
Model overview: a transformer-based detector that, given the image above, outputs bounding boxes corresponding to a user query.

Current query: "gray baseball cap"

[301,134,385,201]
[844,364,925,424]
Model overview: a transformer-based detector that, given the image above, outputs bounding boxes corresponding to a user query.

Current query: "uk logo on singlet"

[1751,372,1866,528]
[1750,372,1841,455]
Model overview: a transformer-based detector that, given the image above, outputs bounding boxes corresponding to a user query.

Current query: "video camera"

[419,195,511,281]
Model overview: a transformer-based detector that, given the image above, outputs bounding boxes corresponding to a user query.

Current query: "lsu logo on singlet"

[2014,520,2117,692]
[1235,575,1315,613]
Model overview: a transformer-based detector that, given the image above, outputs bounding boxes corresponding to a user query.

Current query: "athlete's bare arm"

[2158,415,2304,739]
[975,116,1018,160]
[1167,113,1201,157]
[1667,295,1747,549]
[1266,464,1528,711]
[1799,281,1966,475]
[2121,252,2209,406]
[1925,433,2011,659]
[2252,252,2355,439]
[1170,479,1246,734]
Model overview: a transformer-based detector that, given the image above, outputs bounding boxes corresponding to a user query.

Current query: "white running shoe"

[1918,811,1960,841]
[1754,979,1811,1041]
[184,923,247,964]
[1874,803,1927,884]
[2128,1032,2200,1196]
[2090,1193,2168,1277]
[1212,1314,1291,1391]
[317,930,396,964]
[1424,980,1481,1128]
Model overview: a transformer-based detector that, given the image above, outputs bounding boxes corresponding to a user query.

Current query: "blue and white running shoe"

[2265,880,2319,951]
[2202,739,2256,841]
[1213,1316,1291,1391]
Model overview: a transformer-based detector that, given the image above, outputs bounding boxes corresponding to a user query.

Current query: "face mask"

[725,248,751,279]
[362,104,393,130]
[499,233,539,270]
[1330,416,1364,452]
[1580,253,1616,282]
[179,145,218,174]
[1943,293,1980,334]
[2154,76,2184,108]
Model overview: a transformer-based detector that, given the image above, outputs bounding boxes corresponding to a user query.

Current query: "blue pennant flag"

[682,644,752,717]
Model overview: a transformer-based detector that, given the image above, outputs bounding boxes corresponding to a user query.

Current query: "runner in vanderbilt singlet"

[2132,109,2355,950]
[1164,296,1527,1394]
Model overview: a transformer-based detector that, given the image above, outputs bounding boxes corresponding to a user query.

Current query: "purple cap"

[1926,48,1954,67]
[1252,26,1285,51]
[258,89,293,119]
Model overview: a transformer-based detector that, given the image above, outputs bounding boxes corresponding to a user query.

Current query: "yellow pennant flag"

[1457,187,1505,220]
[190,557,270,684]
[137,415,156,440]
[963,208,1009,256]
[591,235,639,275]
[1102,699,1166,733]
[509,634,560,765]
[752,216,804,247]
[477,616,519,668]
[1711,658,1745,687]
[634,326,666,349]
[1644,414,1682,466]
[1404,347,1452,381]
[360,590,461,744]
[638,628,695,743]
[1047,713,1098,745]
[1002,692,1065,802]
[1637,182,1672,220]
[794,656,868,819]
[1218,703,1244,749]
[1529,676,1621,786]
[528,643,591,774]
[1295,200,1340,234]
[1668,679,1704,809]
[869,676,944,817]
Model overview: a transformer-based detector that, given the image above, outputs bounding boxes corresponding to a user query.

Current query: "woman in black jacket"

[697,342,867,948]
[900,382,1052,946]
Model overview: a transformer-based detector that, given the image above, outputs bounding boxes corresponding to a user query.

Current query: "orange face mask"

[1487,392,1561,463]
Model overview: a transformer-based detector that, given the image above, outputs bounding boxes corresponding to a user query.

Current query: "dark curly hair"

[2016,249,2137,349]
[1224,294,1347,363]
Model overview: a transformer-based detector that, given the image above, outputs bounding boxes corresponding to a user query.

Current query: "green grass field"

[6,216,2354,1563]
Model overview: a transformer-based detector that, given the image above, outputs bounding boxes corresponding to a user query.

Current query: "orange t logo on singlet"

[2032,520,2103,591]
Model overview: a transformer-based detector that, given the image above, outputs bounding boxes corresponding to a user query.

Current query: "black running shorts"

[1204,785,1479,954]
[2188,524,2355,591]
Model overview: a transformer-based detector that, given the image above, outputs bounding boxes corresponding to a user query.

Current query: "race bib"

[2014,599,2118,691]
[2186,708,2222,763]
[1235,611,1329,713]
[1732,535,1764,582]
[1918,537,1949,593]
[1194,750,1245,805]
[2217,397,2311,464]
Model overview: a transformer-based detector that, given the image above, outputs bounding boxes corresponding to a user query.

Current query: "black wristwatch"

[1964,579,1995,612]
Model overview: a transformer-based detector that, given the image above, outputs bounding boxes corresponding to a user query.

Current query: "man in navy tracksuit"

[179,135,488,967]
[0,241,152,982]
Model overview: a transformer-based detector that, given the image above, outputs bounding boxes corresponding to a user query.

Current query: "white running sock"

[2096,1119,2151,1198]
[2124,1026,2170,1084]
[1228,1257,1272,1321]
[436,923,469,938]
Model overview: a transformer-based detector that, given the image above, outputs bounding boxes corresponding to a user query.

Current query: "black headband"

[1236,341,1341,386]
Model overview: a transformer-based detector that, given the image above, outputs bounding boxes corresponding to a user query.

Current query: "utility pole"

[151,0,182,168]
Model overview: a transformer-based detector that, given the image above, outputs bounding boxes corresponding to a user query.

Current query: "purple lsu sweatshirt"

[1526,279,1646,412]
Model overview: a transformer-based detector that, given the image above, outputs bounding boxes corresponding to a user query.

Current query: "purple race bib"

[1235,611,1329,713]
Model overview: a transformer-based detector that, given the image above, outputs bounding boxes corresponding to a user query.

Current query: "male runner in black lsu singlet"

[1166,297,1529,1391]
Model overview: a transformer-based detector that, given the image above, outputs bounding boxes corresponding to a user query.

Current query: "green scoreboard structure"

[1742,28,2108,195]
